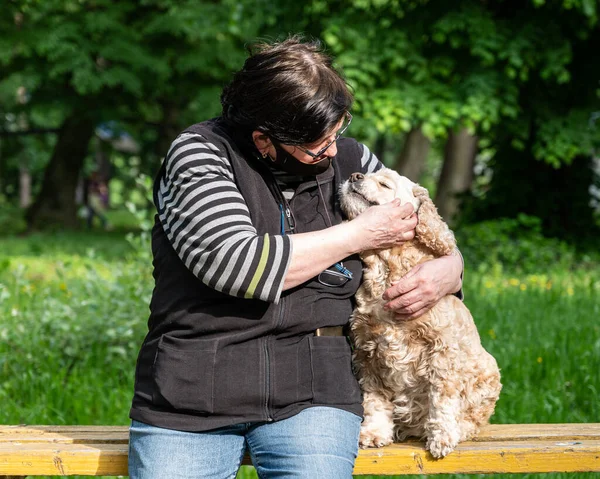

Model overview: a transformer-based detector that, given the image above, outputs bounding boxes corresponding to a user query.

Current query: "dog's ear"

[413,185,456,256]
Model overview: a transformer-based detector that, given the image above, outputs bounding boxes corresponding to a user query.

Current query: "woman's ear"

[413,185,456,256]
[252,131,273,158]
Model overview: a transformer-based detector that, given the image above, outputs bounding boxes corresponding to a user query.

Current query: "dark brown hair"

[221,35,353,145]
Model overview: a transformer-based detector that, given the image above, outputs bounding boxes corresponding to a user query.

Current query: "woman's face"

[254,114,348,165]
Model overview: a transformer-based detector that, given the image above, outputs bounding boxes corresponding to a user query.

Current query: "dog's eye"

[380,182,393,190]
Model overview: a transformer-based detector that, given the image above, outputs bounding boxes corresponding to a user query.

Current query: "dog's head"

[339,167,420,220]
[339,167,456,257]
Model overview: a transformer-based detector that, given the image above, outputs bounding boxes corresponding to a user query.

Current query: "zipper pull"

[285,207,295,232]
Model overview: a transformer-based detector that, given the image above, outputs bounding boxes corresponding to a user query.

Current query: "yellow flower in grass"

[566,286,574,296]
[59,282,68,292]
[509,278,519,286]
[21,284,36,294]
[483,279,495,289]
[537,357,543,364]
[520,283,527,291]
[546,281,553,290]
[488,329,497,340]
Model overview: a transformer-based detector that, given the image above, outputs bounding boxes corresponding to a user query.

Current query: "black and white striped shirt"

[156,132,382,303]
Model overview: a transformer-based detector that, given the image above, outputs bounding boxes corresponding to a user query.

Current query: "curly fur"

[339,168,502,458]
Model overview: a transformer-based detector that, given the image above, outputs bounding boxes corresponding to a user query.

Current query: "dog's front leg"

[359,390,395,448]
[424,374,461,458]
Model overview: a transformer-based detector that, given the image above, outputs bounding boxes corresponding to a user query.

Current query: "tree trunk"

[393,127,430,182]
[435,127,478,224]
[26,112,96,230]
[19,164,31,208]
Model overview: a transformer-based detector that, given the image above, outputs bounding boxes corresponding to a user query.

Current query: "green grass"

[0,230,599,478]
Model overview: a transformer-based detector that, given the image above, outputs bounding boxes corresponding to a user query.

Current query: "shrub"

[455,214,579,274]
[0,197,27,236]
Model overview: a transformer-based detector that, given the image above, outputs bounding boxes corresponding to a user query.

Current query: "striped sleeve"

[358,143,384,174]
[156,132,292,303]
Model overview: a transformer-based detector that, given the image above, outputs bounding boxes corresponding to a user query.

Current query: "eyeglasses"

[318,262,353,287]
[296,112,353,159]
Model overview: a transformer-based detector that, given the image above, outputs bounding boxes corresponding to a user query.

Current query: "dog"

[339,167,501,458]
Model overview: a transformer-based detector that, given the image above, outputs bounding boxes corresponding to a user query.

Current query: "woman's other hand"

[382,254,463,321]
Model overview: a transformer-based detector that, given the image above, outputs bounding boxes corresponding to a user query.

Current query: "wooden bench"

[1,424,599,477]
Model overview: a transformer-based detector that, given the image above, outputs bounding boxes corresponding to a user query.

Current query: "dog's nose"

[349,172,364,183]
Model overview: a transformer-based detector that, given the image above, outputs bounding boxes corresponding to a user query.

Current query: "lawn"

[0,229,598,479]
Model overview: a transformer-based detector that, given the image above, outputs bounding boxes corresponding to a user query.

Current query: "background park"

[1,0,599,478]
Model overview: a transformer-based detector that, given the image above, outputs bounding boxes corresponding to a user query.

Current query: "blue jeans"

[129,407,361,478]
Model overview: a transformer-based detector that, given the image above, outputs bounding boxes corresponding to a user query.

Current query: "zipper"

[263,336,273,421]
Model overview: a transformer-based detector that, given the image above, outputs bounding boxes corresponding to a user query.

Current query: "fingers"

[384,200,415,219]
[384,288,421,313]
[390,211,417,244]
[383,269,420,301]
[397,202,415,219]
[394,303,431,321]
[356,200,417,250]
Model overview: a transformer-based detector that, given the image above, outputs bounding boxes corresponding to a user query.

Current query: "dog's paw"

[359,427,394,449]
[426,433,459,458]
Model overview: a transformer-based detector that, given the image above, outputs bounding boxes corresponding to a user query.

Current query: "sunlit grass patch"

[1,232,599,479]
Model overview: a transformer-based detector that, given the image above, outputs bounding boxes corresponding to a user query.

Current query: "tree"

[394,127,431,183]
[1,0,266,229]
[316,0,599,229]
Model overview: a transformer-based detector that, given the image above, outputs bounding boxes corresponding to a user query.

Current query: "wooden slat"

[3,423,600,442]
[0,431,128,444]
[475,423,600,442]
[352,440,600,475]
[0,426,128,437]
[0,443,128,476]
[0,424,599,476]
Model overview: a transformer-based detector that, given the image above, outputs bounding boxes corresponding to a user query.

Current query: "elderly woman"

[128,36,462,479]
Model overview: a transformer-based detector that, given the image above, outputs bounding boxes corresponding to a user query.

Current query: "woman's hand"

[350,199,418,251]
[284,200,416,291]
[382,254,463,320]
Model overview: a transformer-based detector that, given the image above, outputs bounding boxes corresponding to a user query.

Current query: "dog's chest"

[354,318,435,386]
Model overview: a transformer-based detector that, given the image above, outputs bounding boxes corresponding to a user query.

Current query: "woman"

[129,36,463,478]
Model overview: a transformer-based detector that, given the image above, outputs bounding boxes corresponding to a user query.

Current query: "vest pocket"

[270,336,312,408]
[152,335,217,413]
[309,336,362,405]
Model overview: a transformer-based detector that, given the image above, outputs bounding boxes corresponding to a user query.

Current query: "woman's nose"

[323,140,338,158]
[349,172,364,183]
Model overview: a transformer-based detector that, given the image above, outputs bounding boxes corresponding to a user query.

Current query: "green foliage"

[0,196,27,235]
[318,0,600,168]
[533,108,600,167]
[460,135,600,241]
[2,0,600,234]
[0,0,269,220]
[124,173,155,265]
[456,214,580,274]
[0,238,149,427]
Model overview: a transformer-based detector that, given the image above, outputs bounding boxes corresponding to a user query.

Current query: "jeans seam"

[232,440,247,479]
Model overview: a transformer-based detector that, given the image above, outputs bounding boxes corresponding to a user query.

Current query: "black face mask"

[267,143,332,176]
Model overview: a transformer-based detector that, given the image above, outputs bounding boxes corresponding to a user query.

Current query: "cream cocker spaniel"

[339,168,501,458]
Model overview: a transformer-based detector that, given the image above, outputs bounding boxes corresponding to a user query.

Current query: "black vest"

[130,118,367,431]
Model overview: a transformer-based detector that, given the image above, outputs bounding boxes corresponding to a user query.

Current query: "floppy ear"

[413,185,456,256]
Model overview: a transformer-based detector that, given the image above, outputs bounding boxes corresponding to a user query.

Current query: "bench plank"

[1,424,599,476]
[352,440,600,475]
